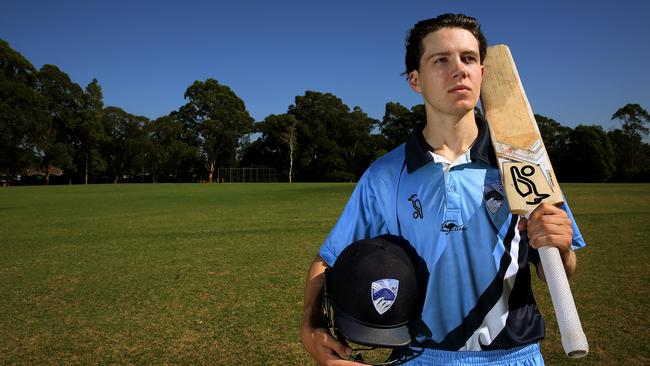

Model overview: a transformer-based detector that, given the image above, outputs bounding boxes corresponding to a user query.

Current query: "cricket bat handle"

[538,246,589,358]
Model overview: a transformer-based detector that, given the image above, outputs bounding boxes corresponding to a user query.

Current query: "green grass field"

[0,183,648,365]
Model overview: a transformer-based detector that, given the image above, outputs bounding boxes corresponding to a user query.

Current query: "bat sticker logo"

[408,194,423,219]
[510,164,550,205]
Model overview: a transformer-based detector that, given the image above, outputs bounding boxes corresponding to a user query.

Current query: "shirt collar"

[404,111,497,174]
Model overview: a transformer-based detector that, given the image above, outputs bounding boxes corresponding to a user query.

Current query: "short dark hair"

[403,13,488,77]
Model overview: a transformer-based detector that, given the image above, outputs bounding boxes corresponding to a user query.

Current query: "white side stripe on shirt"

[460,221,522,351]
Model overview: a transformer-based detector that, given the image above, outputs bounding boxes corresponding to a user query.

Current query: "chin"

[454,99,479,113]
[450,103,476,115]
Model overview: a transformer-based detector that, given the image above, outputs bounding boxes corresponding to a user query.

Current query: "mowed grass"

[534,184,650,365]
[0,183,349,365]
[0,183,648,365]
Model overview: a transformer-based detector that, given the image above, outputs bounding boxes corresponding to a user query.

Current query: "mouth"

[448,85,471,93]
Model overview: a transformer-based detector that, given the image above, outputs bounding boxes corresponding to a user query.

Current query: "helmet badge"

[371,279,399,315]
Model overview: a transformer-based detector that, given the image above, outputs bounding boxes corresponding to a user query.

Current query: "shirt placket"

[444,168,463,227]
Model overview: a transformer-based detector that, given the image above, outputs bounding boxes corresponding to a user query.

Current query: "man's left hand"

[518,203,576,278]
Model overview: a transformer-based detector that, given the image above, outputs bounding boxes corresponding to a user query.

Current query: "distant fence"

[216,167,279,183]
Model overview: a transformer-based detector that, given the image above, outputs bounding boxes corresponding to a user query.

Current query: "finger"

[528,233,573,251]
[528,215,572,234]
[527,216,572,235]
[526,206,570,230]
[311,329,352,360]
[517,217,528,232]
[304,328,352,365]
[323,336,352,360]
[527,202,566,221]
[328,359,363,366]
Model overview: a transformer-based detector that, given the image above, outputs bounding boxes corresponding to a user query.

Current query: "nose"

[452,56,468,79]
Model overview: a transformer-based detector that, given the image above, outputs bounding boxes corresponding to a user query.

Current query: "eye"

[434,57,447,64]
[462,55,478,63]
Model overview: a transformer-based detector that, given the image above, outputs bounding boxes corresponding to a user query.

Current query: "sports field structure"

[215,167,279,183]
[1,183,648,365]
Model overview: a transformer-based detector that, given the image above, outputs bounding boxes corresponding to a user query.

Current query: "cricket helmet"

[323,234,426,348]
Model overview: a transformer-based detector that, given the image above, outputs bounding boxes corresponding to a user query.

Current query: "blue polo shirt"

[320,114,586,351]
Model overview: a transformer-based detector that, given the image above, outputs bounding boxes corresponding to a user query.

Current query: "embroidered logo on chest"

[440,220,467,235]
[408,194,423,219]
[483,182,505,214]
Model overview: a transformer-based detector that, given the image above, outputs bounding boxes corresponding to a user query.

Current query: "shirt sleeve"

[529,199,586,265]
[561,200,587,251]
[319,169,388,267]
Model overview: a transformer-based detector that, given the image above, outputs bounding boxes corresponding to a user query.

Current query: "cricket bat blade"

[481,44,588,358]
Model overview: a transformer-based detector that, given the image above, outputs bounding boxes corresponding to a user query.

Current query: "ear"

[408,70,422,93]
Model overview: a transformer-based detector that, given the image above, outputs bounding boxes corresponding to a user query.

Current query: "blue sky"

[2,0,649,133]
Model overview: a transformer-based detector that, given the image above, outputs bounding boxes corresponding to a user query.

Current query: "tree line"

[1,39,649,185]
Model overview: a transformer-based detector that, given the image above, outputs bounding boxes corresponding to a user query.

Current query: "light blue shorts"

[400,343,544,366]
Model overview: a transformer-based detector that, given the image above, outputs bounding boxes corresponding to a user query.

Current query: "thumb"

[329,334,353,359]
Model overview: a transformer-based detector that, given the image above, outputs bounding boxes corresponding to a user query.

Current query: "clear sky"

[2,0,649,132]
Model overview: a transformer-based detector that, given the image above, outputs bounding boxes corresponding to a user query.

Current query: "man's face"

[408,27,484,118]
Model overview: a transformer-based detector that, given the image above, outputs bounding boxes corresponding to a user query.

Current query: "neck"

[422,109,478,162]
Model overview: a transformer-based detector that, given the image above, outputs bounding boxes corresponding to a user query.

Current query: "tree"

[564,125,615,182]
[612,103,650,140]
[0,39,40,184]
[346,106,377,180]
[609,104,650,182]
[77,79,106,184]
[35,64,84,184]
[534,114,573,181]
[147,113,198,182]
[288,91,375,182]
[101,107,149,183]
[247,113,300,182]
[379,102,423,151]
[178,79,253,183]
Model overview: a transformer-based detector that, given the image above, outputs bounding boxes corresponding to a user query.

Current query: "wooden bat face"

[480,44,563,215]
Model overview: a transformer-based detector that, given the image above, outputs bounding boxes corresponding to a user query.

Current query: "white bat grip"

[538,246,589,358]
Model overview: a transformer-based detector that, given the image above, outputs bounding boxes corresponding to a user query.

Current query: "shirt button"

[449,186,455,192]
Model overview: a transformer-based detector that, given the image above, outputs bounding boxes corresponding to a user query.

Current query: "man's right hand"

[301,255,357,365]
[301,325,356,365]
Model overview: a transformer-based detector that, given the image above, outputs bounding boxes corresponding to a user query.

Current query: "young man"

[301,13,585,365]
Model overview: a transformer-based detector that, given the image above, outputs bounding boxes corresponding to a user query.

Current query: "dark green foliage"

[1,38,648,183]
[608,104,650,182]
[77,79,106,184]
[535,111,650,183]
[347,106,380,179]
[242,113,299,182]
[564,125,615,182]
[379,102,424,151]
[612,103,650,140]
[287,91,377,182]
[535,114,572,180]
[178,79,254,182]
[35,64,85,184]
[608,129,650,182]
[0,39,40,183]
[100,107,150,183]
[147,114,198,183]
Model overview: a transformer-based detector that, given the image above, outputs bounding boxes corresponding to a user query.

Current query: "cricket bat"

[480,44,588,358]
